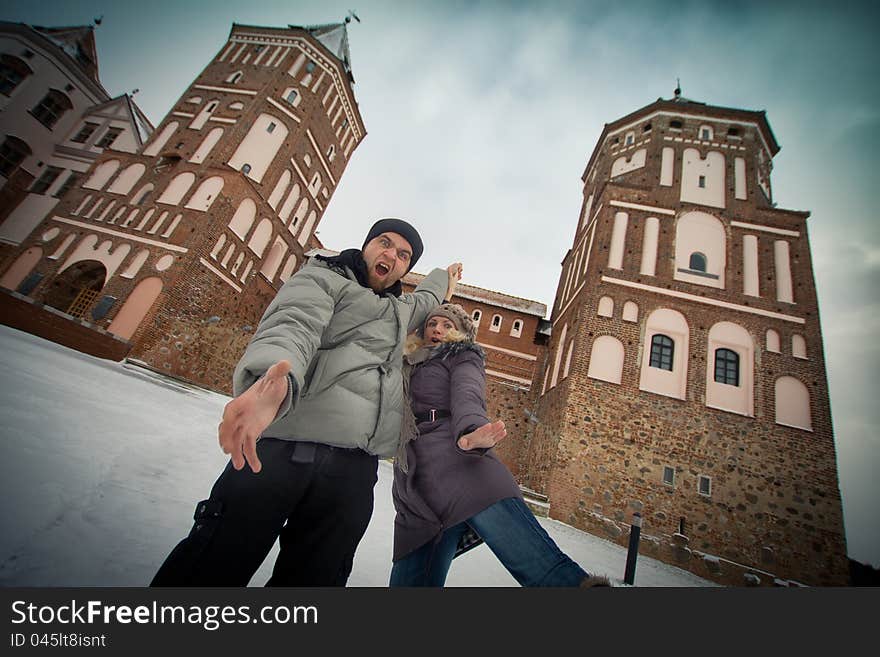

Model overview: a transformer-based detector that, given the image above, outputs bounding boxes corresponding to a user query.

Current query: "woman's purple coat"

[391,341,523,561]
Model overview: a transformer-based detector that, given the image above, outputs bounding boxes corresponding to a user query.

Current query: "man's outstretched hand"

[218,360,291,473]
[458,420,506,451]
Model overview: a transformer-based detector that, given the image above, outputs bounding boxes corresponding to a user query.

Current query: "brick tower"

[523,89,848,586]
[0,22,366,392]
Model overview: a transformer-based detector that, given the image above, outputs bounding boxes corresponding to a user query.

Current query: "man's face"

[362,232,412,292]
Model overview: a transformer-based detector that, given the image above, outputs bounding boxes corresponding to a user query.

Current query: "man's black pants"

[151,438,378,586]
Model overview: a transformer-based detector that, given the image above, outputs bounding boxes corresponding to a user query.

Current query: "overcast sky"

[2,0,878,567]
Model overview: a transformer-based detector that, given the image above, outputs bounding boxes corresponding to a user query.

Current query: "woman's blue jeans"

[389,496,588,587]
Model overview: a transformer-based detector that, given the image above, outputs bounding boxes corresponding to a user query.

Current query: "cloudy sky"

[2,0,878,566]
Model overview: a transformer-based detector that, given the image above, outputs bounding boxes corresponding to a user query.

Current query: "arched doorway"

[43,260,107,319]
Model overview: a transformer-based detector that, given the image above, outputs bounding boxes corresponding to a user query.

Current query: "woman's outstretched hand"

[458,420,506,451]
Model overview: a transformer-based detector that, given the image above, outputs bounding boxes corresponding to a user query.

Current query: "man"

[152,218,462,586]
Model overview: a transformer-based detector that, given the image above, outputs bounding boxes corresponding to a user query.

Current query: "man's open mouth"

[375,263,390,276]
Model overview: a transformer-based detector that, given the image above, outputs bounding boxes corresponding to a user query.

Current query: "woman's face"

[424,316,456,344]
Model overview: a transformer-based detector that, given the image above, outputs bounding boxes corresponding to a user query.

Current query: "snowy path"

[0,325,716,587]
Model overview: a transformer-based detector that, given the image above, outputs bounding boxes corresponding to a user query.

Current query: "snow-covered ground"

[0,325,716,587]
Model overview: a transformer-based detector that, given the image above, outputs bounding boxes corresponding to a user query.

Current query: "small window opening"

[649,334,674,371]
[714,348,740,386]
[688,252,707,272]
[698,476,711,496]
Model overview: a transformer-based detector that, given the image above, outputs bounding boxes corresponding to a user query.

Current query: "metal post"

[624,512,642,585]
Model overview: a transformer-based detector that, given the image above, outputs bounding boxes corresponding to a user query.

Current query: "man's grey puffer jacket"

[232,257,448,458]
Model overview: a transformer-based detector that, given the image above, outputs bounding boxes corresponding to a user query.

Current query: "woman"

[390,303,610,587]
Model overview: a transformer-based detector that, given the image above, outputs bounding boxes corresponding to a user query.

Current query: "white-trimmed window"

[792,334,807,359]
[472,309,482,326]
[490,314,502,333]
[308,172,322,196]
[698,475,711,497]
[283,88,301,107]
[510,319,523,338]
[226,71,243,84]
[699,125,714,141]
[663,466,675,487]
[624,131,635,146]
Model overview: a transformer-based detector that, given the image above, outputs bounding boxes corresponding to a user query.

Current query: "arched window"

[107,163,146,195]
[282,87,301,107]
[189,127,223,164]
[31,89,72,129]
[510,319,523,338]
[189,100,218,130]
[280,184,301,225]
[279,254,298,282]
[157,171,195,205]
[472,309,482,325]
[587,335,624,384]
[184,176,224,211]
[326,144,336,162]
[622,301,639,323]
[563,340,575,378]
[597,296,614,318]
[211,234,226,259]
[297,210,317,247]
[82,159,120,190]
[227,113,288,182]
[0,136,32,177]
[247,218,273,257]
[649,334,674,371]
[792,334,807,359]
[132,183,154,206]
[0,54,32,96]
[228,198,256,240]
[674,211,726,288]
[766,329,781,353]
[490,314,502,333]
[143,121,180,157]
[268,170,291,210]
[689,252,707,272]
[775,376,812,431]
[714,348,739,386]
[226,71,243,84]
[308,171,322,196]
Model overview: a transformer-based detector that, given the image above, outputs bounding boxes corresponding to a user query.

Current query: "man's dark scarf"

[314,248,403,297]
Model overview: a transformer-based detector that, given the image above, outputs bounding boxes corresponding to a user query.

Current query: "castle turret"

[1,21,365,392]
[524,92,847,586]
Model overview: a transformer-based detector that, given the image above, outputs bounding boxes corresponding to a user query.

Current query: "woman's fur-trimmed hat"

[422,303,477,342]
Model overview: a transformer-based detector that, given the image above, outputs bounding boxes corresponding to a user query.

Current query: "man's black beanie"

[362,218,424,271]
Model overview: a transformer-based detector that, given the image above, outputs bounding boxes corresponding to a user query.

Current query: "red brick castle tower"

[522,88,848,586]
[1,21,365,392]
